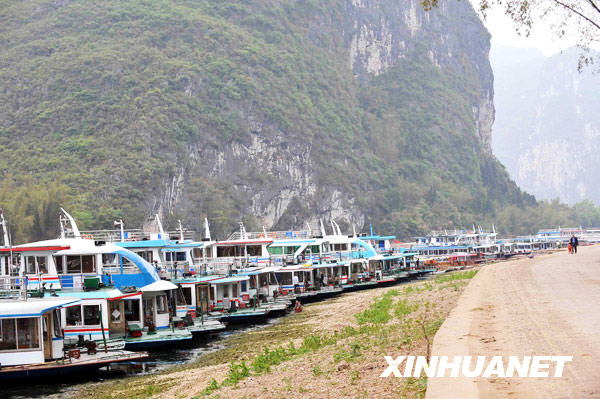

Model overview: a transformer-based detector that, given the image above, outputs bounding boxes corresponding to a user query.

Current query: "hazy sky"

[470,2,579,56]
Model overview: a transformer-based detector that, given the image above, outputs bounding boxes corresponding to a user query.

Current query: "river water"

[1,319,282,399]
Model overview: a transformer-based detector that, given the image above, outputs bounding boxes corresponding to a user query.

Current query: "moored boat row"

[1,210,578,382]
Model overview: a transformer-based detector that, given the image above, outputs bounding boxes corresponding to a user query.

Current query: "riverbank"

[427,245,600,398]
[75,270,478,399]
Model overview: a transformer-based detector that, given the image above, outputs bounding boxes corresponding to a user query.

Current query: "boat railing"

[0,276,27,300]
[66,229,196,242]
[102,263,141,275]
[226,229,319,241]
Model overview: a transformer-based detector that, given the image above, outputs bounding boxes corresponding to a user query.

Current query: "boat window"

[285,246,299,255]
[274,272,291,285]
[156,295,169,314]
[25,257,37,274]
[217,246,235,257]
[259,274,269,287]
[232,284,238,298]
[83,305,101,325]
[247,245,261,256]
[102,253,118,266]
[81,255,95,273]
[0,319,17,350]
[123,299,140,322]
[138,250,153,263]
[181,287,192,306]
[269,273,278,284]
[66,255,82,273]
[66,306,82,326]
[192,248,202,259]
[267,246,283,255]
[17,318,40,349]
[37,256,47,274]
[241,281,247,292]
[310,245,320,254]
[297,273,304,282]
[222,285,229,298]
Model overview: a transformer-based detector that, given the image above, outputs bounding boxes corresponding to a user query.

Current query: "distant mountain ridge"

[491,45,600,205]
[0,0,544,242]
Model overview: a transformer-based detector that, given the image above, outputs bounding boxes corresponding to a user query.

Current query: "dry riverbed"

[80,271,479,399]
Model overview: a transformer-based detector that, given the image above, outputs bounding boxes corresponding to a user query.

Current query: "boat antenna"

[203,217,212,241]
[352,223,357,238]
[319,219,326,237]
[60,208,81,238]
[155,214,166,238]
[114,219,125,242]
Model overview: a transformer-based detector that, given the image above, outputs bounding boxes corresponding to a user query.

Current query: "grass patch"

[435,270,478,284]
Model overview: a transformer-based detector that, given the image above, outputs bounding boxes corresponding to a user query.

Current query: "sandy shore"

[427,246,600,398]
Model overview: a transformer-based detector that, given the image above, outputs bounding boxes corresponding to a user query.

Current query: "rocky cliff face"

[0,0,528,240]
[491,46,600,205]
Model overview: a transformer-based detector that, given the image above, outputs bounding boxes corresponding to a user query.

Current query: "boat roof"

[115,239,173,249]
[161,241,206,251]
[359,235,397,240]
[210,275,250,284]
[214,239,272,246]
[173,275,224,284]
[237,266,281,275]
[141,280,179,292]
[369,253,417,261]
[50,288,141,300]
[269,239,318,247]
[0,297,81,318]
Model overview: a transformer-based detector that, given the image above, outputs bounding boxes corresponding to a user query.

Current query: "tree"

[423,0,600,68]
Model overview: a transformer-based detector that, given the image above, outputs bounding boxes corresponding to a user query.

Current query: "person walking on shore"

[570,234,579,254]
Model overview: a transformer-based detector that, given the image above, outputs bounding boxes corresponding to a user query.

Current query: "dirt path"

[427,246,600,398]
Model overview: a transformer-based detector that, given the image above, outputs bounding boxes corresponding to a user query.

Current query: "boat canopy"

[369,253,416,261]
[115,239,173,249]
[174,276,223,285]
[52,288,141,301]
[237,266,281,276]
[268,239,316,246]
[141,280,179,292]
[210,276,250,284]
[161,241,205,251]
[0,297,81,319]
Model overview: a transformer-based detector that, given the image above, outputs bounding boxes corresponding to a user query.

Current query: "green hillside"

[1,0,597,242]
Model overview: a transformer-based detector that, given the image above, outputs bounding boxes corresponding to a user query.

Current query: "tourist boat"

[208,275,270,323]
[8,209,194,350]
[171,275,227,334]
[0,278,148,380]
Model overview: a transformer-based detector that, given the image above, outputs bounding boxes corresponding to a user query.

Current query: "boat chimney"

[114,219,125,242]
[155,214,166,238]
[60,208,81,238]
[203,218,212,241]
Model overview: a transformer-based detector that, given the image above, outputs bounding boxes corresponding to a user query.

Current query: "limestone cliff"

[0,0,529,240]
